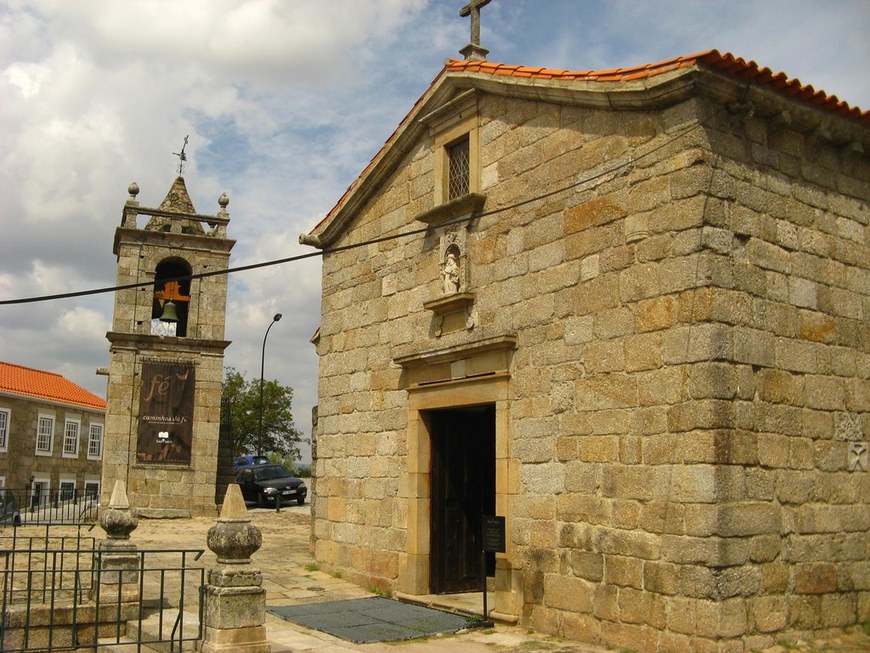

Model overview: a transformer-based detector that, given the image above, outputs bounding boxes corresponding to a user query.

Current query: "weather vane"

[173,135,189,176]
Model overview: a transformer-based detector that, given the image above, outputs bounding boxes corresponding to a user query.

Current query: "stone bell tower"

[103,176,234,517]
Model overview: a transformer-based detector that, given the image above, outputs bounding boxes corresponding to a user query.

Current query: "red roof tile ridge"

[445,50,866,122]
[0,360,106,410]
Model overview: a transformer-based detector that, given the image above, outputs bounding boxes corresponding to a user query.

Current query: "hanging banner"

[137,361,194,464]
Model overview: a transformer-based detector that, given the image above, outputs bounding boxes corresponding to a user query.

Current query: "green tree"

[221,367,302,460]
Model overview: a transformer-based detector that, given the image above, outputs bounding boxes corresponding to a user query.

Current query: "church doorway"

[428,404,495,594]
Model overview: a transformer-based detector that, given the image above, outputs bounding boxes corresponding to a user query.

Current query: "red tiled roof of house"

[445,49,868,123]
[310,49,867,237]
[0,361,106,411]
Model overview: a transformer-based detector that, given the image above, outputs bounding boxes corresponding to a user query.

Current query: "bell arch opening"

[151,258,192,337]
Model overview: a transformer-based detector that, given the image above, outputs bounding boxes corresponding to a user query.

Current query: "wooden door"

[430,405,495,594]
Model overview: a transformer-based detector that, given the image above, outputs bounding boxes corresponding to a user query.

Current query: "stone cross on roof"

[459,0,492,62]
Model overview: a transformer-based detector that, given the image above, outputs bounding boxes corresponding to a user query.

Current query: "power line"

[0,115,709,307]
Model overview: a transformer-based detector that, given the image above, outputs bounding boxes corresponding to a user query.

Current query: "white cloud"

[57,306,110,340]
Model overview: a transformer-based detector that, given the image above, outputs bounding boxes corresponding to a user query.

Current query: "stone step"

[122,609,201,653]
[97,639,164,653]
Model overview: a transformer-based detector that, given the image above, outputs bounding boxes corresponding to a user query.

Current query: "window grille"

[85,482,100,499]
[63,420,80,456]
[36,416,53,453]
[88,423,103,459]
[59,481,76,501]
[447,137,470,200]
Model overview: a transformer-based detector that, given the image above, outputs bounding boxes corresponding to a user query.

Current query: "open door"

[429,404,495,594]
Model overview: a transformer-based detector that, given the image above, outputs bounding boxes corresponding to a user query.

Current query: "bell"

[159,300,179,322]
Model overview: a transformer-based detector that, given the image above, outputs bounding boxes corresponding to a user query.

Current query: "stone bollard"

[201,484,271,653]
[95,480,140,607]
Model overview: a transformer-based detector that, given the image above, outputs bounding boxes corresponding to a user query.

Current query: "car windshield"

[254,466,291,481]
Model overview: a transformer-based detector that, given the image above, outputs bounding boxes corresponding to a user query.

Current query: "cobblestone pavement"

[127,507,870,653]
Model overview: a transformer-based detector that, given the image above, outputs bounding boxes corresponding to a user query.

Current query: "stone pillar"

[95,480,140,609]
[201,484,270,653]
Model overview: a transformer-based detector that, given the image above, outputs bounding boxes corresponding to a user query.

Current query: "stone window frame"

[427,90,481,207]
[62,416,81,458]
[87,422,103,460]
[434,118,479,206]
[0,407,9,452]
[35,413,55,456]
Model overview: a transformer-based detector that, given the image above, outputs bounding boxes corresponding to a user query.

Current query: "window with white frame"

[88,423,103,460]
[0,408,9,452]
[63,418,80,458]
[36,415,54,455]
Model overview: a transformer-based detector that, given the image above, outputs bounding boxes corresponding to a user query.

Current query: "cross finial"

[459,0,492,61]
[173,135,189,177]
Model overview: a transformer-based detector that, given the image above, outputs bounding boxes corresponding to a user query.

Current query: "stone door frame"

[398,372,520,619]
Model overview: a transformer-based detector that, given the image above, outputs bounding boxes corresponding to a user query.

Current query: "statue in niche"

[441,244,461,294]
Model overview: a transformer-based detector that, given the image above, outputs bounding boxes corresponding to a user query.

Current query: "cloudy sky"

[1,0,868,462]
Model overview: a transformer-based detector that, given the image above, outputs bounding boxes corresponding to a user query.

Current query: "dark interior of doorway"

[429,403,495,594]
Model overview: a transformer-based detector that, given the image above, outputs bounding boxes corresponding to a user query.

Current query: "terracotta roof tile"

[0,361,106,411]
[445,49,867,123]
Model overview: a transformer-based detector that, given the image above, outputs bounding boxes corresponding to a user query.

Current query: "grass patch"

[368,585,394,598]
[304,562,319,572]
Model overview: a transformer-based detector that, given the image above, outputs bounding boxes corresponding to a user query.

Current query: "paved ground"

[124,506,870,653]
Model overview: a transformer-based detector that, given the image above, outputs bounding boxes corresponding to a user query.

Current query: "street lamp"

[258,313,282,456]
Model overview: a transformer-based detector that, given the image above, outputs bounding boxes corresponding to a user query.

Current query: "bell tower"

[103,175,235,517]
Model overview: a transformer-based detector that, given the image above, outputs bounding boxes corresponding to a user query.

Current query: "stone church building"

[300,48,869,652]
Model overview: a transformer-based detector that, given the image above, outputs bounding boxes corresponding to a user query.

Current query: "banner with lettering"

[137,361,195,464]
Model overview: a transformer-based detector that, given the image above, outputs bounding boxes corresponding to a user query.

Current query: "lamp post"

[258,313,282,456]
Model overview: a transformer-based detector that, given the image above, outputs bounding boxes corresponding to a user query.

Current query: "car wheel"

[297,497,305,506]
[256,492,265,508]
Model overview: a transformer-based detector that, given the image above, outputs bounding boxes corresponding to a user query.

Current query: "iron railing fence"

[0,545,205,652]
[1,487,100,526]
[0,524,99,608]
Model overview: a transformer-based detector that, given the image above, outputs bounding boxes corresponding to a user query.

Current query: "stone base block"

[398,553,429,595]
[200,625,271,653]
[204,585,267,629]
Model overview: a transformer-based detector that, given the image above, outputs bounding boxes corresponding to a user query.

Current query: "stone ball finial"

[218,192,229,209]
[207,484,262,564]
[99,479,139,541]
[128,182,140,199]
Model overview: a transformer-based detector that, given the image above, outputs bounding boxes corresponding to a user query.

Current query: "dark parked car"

[235,464,307,507]
[233,454,270,472]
